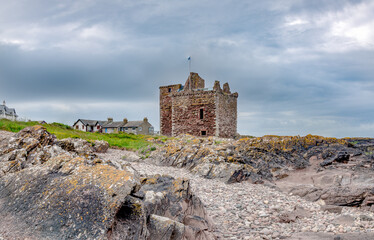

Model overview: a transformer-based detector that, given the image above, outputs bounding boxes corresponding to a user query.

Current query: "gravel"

[98,149,374,239]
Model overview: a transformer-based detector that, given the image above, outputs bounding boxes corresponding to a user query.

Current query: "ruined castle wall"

[159,84,181,136]
[216,92,238,138]
[171,91,216,137]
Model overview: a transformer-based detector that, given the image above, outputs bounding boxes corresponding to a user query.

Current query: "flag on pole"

[187,56,191,73]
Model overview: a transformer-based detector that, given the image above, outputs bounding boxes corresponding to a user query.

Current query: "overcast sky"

[1,0,374,137]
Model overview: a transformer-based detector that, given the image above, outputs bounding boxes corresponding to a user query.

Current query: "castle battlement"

[159,72,238,138]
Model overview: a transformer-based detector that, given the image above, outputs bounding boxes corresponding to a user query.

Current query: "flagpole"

[188,57,191,73]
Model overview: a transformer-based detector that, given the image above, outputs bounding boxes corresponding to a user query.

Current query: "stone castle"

[159,72,238,138]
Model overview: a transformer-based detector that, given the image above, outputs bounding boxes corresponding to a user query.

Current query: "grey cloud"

[0,0,373,137]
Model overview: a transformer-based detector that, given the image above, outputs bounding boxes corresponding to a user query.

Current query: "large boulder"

[94,140,110,153]
[56,138,95,156]
[0,126,215,239]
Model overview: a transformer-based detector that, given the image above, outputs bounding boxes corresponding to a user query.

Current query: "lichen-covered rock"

[149,134,374,185]
[94,140,110,153]
[56,137,95,156]
[0,127,215,239]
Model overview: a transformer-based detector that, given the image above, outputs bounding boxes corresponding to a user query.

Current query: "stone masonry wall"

[160,84,181,136]
[216,92,238,138]
[172,91,216,137]
[160,73,238,138]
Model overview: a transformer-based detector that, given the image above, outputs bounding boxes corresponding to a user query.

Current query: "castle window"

[200,109,204,119]
[168,88,171,92]
[201,131,207,136]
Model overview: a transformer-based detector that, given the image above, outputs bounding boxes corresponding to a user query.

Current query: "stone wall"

[160,73,238,138]
[171,91,216,137]
[160,84,181,136]
[216,91,238,138]
[184,72,205,90]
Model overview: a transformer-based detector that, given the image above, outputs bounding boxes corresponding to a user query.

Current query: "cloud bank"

[0,0,373,137]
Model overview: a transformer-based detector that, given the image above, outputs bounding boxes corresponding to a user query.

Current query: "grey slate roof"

[97,121,107,126]
[101,121,148,128]
[75,119,153,129]
[0,105,18,117]
[101,121,126,128]
[124,121,144,127]
[76,119,98,126]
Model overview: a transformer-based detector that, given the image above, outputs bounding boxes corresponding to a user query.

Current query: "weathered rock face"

[94,140,110,153]
[56,137,95,156]
[149,134,353,183]
[0,126,215,239]
[150,134,374,210]
[276,139,374,210]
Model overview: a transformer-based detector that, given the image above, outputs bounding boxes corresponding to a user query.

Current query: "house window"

[168,88,171,92]
[132,127,136,130]
[200,109,204,119]
[201,131,207,136]
[149,127,154,133]
[125,127,128,130]
[139,127,142,131]
[82,125,85,129]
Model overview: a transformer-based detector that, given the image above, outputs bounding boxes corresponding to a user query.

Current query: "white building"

[72,119,101,132]
[0,101,18,121]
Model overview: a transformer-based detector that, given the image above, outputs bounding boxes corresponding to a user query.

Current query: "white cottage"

[72,119,101,132]
[0,101,18,121]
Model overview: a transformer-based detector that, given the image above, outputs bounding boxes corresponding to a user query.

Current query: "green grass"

[0,119,169,151]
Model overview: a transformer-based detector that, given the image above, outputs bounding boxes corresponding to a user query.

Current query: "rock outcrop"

[149,134,374,210]
[0,126,215,239]
[149,134,352,183]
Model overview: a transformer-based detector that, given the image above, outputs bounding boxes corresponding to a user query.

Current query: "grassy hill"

[0,119,168,151]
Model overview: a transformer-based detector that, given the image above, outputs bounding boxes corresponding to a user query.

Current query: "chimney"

[107,117,113,122]
[223,83,231,94]
[123,118,128,124]
[213,81,222,92]
[143,117,148,123]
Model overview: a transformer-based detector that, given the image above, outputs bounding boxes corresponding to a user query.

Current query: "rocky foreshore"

[2,128,374,239]
[148,134,374,210]
[101,148,374,240]
[0,128,215,239]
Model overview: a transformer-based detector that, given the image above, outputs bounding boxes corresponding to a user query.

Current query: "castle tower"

[159,72,238,138]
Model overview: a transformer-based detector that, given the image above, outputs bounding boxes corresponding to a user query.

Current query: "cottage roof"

[76,119,98,126]
[124,121,144,127]
[75,119,153,129]
[101,121,125,128]
[97,121,107,126]
[0,104,18,117]
[79,119,97,126]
